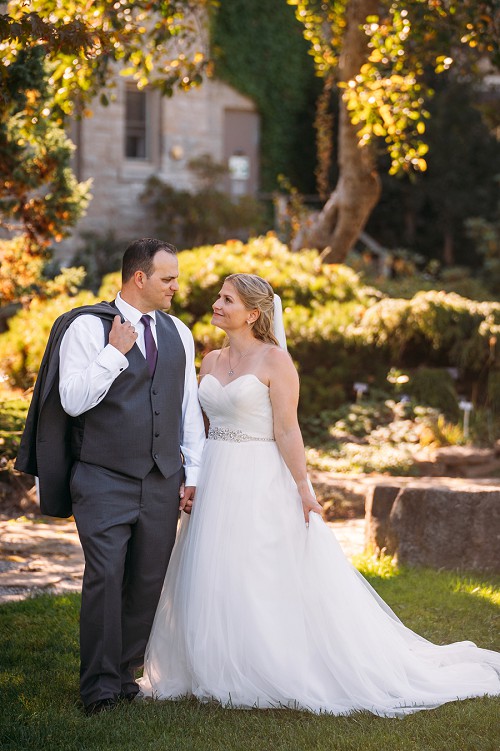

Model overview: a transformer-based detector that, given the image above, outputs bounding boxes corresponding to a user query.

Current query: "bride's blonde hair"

[225,273,279,346]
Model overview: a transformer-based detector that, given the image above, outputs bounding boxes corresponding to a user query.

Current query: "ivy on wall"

[211,0,320,193]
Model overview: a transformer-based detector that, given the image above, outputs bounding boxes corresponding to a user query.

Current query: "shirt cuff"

[184,466,199,486]
[96,344,129,372]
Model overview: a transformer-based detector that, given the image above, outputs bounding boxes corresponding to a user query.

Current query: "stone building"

[67,74,259,247]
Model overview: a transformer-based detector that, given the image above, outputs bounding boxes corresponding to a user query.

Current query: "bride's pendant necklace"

[228,345,253,376]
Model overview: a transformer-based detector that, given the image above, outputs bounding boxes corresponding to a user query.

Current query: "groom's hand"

[179,485,196,514]
[109,315,138,354]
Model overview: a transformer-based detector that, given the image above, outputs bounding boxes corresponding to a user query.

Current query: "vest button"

[152,389,158,395]
[153,453,159,460]
[154,410,160,415]
[155,432,160,437]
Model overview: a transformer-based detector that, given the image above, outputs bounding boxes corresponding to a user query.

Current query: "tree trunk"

[292,0,382,262]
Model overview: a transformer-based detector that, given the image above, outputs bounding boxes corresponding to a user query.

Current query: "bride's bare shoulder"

[264,344,295,373]
[200,348,222,376]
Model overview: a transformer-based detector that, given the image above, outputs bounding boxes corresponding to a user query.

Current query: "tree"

[0,45,91,307]
[0,47,90,247]
[1,1,212,114]
[365,76,500,268]
[289,0,500,263]
[0,1,211,303]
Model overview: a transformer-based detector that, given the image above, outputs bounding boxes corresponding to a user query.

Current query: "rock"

[364,485,400,553]
[461,460,500,479]
[412,460,447,477]
[434,446,495,466]
[368,484,500,572]
[308,472,367,520]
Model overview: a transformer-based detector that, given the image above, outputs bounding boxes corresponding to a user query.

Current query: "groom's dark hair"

[122,238,177,283]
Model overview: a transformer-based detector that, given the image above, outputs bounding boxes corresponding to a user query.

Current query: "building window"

[125,88,148,159]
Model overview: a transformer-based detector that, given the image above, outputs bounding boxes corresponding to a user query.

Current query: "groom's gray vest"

[71,311,186,480]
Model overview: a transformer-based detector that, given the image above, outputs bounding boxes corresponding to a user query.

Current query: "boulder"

[367,484,500,572]
[308,472,367,520]
[433,446,496,466]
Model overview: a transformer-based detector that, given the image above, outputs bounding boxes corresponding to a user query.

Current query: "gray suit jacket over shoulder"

[15,302,120,518]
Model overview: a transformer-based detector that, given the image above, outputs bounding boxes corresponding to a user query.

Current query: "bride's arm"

[268,348,322,523]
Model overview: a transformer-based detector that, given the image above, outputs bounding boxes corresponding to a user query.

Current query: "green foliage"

[0,1,210,302]
[1,238,499,442]
[0,397,29,460]
[0,47,91,248]
[303,395,465,475]
[342,5,430,176]
[362,79,500,270]
[2,1,211,114]
[70,231,127,293]
[212,0,319,191]
[0,237,45,305]
[290,0,500,176]
[405,367,459,420]
[350,290,500,374]
[467,193,500,296]
[0,288,97,389]
[172,235,375,316]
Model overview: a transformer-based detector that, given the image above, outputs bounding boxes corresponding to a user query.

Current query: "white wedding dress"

[139,373,500,717]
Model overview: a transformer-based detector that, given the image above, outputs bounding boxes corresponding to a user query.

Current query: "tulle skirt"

[139,440,500,717]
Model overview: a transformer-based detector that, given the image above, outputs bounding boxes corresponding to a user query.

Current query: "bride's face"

[212,282,254,332]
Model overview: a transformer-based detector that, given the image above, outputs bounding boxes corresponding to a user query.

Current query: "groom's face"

[141,250,180,311]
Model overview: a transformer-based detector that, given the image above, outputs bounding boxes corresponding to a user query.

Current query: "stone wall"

[365,480,500,572]
[57,76,258,261]
[309,470,500,572]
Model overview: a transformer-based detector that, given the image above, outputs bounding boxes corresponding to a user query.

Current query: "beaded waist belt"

[208,426,275,443]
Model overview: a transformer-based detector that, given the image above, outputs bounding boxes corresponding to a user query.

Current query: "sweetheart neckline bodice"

[201,373,269,390]
[199,372,274,440]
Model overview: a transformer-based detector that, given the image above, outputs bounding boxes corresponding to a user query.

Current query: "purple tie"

[140,315,158,377]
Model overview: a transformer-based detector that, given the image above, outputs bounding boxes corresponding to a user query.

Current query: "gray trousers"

[71,460,182,706]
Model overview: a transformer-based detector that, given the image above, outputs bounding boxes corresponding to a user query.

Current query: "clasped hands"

[179,484,196,514]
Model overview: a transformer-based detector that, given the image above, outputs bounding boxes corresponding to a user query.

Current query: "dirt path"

[0,515,365,605]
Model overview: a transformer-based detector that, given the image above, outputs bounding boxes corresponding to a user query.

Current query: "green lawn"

[1,558,499,751]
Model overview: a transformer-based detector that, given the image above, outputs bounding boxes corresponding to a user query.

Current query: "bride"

[139,273,500,717]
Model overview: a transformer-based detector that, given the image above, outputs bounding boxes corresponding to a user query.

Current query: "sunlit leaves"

[288,0,347,76]
[289,0,500,177]
[0,1,213,262]
[1,1,213,115]
[0,47,91,255]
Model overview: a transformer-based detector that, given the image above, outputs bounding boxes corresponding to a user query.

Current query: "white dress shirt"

[59,292,205,485]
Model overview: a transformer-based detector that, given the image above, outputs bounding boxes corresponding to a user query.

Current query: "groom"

[16,238,205,715]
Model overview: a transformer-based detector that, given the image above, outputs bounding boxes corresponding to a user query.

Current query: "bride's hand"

[301,492,323,524]
[180,485,196,514]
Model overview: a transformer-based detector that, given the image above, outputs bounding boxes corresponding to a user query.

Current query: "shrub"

[348,290,500,375]
[172,234,377,314]
[141,164,270,251]
[405,367,459,420]
[0,237,45,306]
[1,237,499,440]
[467,195,500,297]
[302,397,465,475]
[0,396,29,460]
[0,289,97,389]
[70,231,125,292]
